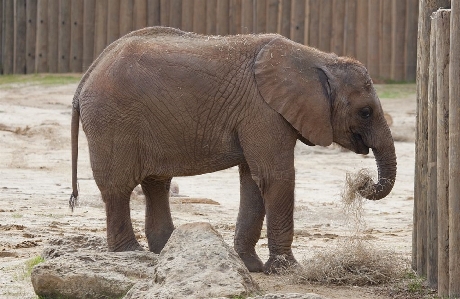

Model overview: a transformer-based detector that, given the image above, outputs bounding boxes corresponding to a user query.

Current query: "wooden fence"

[413,0,460,297]
[1,0,418,81]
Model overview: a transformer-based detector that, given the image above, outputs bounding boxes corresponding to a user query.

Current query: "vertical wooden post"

[160,0,170,27]
[380,0,392,80]
[168,0,181,29]
[70,0,83,72]
[344,0,357,58]
[3,0,14,74]
[426,12,438,289]
[405,0,419,81]
[449,0,460,296]
[147,0,161,26]
[255,0,266,34]
[367,0,380,79]
[47,0,59,73]
[241,0,253,33]
[355,0,368,65]
[35,0,48,73]
[26,0,37,73]
[15,0,27,74]
[290,0,305,44]
[93,0,107,59]
[435,8,450,297]
[391,0,407,81]
[319,0,332,52]
[193,0,206,34]
[206,0,216,34]
[229,0,241,35]
[216,0,229,35]
[107,0,120,44]
[58,0,70,73]
[307,0,319,48]
[277,0,291,38]
[133,0,147,30]
[414,0,450,276]
[182,0,193,31]
[266,0,279,34]
[119,0,133,36]
[83,0,96,71]
[331,0,345,55]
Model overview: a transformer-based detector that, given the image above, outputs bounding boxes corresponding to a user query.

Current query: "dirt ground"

[0,77,416,299]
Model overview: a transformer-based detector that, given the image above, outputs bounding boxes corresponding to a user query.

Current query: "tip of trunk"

[358,178,395,200]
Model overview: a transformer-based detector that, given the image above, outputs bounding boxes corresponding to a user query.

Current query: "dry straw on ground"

[286,169,407,286]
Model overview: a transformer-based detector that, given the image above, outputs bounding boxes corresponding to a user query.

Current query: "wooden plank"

[355,0,368,65]
[241,0,253,34]
[380,0,392,80]
[307,0,319,48]
[47,0,59,73]
[229,0,241,35]
[344,0,356,58]
[405,0,419,81]
[15,0,27,74]
[266,0,279,34]
[168,0,181,29]
[206,0,216,34]
[435,9,450,297]
[26,0,37,73]
[35,0,48,73]
[133,0,147,30]
[107,0,120,44]
[216,0,229,35]
[319,0,332,52]
[160,0,170,26]
[70,0,84,72]
[367,0,380,79]
[391,0,406,81]
[193,0,207,34]
[255,0,266,34]
[58,0,70,73]
[3,0,14,74]
[119,0,133,36]
[93,0,107,59]
[83,0,96,71]
[277,0,290,38]
[426,12,438,289]
[414,0,450,276]
[147,0,160,26]
[182,0,193,31]
[331,0,345,55]
[449,0,460,296]
[290,0,305,44]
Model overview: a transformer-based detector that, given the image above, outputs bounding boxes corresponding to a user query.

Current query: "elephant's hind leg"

[234,162,265,272]
[103,190,143,252]
[141,176,175,253]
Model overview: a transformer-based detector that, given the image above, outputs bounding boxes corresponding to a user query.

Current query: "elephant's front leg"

[234,162,265,272]
[141,176,175,253]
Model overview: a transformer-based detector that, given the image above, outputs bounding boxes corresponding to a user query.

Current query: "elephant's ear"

[254,38,333,146]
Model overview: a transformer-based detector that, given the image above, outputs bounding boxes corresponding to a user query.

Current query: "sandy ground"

[0,79,416,299]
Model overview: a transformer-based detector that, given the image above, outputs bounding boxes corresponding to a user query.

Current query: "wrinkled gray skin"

[71,27,396,274]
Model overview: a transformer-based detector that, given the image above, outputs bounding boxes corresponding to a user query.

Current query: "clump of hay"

[284,169,407,286]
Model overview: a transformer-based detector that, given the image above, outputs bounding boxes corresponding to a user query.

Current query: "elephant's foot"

[236,250,264,272]
[147,228,174,254]
[108,238,144,252]
[263,253,299,274]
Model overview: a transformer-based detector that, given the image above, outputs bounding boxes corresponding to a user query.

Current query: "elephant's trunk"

[359,136,397,200]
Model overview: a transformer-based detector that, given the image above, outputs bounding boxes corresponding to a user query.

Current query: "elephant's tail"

[70,98,80,212]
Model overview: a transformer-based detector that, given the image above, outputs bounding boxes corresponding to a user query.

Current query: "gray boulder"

[125,222,259,299]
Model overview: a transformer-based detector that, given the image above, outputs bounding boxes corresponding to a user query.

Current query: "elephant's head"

[254,38,396,200]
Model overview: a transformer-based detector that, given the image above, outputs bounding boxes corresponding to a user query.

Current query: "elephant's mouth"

[352,133,370,155]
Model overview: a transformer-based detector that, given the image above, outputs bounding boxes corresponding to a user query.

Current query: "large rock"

[31,235,158,299]
[124,222,259,299]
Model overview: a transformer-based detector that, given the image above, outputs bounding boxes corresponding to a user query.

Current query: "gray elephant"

[70,27,396,273]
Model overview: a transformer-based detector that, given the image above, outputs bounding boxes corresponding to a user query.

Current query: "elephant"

[70,26,396,274]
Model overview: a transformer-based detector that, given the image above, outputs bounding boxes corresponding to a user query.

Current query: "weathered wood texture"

[2,0,419,77]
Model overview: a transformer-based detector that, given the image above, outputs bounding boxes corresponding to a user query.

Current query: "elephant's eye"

[359,107,372,119]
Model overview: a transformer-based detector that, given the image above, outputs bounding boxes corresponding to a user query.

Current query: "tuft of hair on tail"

[69,192,78,212]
